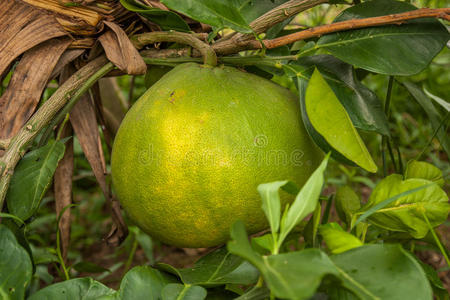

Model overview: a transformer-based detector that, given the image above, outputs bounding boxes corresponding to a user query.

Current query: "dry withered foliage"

[0,0,153,245]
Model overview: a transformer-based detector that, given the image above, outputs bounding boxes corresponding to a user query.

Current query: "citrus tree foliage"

[0,0,449,299]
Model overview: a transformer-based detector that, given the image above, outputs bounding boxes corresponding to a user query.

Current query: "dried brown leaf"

[53,124,74,261]
[0,37,71,139]
[70,94,108,195]
[0,0,68,77]
[99,21,147,75]
[90,82,113,149]
[22,0,102,34]
[98,78,127,135]
[50,49,85,80]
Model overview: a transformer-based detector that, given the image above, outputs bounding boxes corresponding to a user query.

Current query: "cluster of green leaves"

[2,155,448,299]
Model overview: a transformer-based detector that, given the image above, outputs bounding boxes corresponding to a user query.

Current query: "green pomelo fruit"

[111,63,322,248]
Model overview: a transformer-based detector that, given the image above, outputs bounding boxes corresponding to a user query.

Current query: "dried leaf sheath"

[0,0,68,77]
[0,38,71,139]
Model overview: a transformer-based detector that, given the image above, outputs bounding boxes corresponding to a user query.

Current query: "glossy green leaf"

[278,154,329,247]
[28,278,115,300]
[228,222,339,300]
[288,55,389,135]
[120,0,189,31]
[358,174,449,238]
[161,0,251,33]
[235,286,270,300]
[115,266,175,300]
[303,202,321,247]
[320,223,362,254]
[263,250,339,300]
[257,181,286,234]
[331,244,432,299]
[335,185,361,226]
[251,234,273,254]
[403,81,450,158]
[423,86,450,112]
[73,262,110,274]
[0,225,32,300]
[405,160,444,187]
[7,139,67,220]
[317,0,449,75]
[227,221,265,270]
[161,284,206,300]
[135,231,154,264]
[304,68,377,172]
[417,260,446,293]
[156,247,258,287]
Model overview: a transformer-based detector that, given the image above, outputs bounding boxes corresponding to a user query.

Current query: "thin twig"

[131,31,217,66]
[253,7,450,50]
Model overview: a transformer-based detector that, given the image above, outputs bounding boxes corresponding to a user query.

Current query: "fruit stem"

[132,31,218,67]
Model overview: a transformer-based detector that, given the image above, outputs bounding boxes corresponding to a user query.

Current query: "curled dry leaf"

[99,21,147,75]
[22,0,103,35]
[70,92,128,244]
[0,37,72,139]
[70,94,108,195]
[50,49,85,80]
[0,0,68,77]
[97,78,128,135]
[53,124,74,261]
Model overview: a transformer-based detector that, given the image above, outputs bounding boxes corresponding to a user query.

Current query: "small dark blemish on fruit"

[169,91,175,103]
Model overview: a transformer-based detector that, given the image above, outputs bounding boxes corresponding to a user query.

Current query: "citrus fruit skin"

[111,63,322,248]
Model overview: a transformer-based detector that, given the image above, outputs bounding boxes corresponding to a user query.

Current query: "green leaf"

[73,262,110,274]
[257,181,286,234]
[31,245,59,265]
[7,139,67,220]
[288,55,389,135]
[320,223,363,254]
[331,244,432,300]
[303,202,321,247]
[278,154,329,247]
[0,225,32,300]
[317,0,449,75]
[135,230,154,264]
[161,0,252,33]
[402,81,450,158]
[405,160,444,187]
[423,86,450,112]
[113,266,175,300]
[262,250,339,300]
[357,174,449,238]
[251,234,273,254]
[28,278,115,300]
[119,0,190,32]
[161,284,207,300]
[227,221,264,270]
[303,69,377,172]
[335,186,361,226]
[156,247,258,287]
[234,286,270,300]
[416,260,446,294]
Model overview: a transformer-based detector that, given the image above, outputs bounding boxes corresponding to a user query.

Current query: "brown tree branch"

[250,7,450,50]
[213,0,329,55]
[131,31,217,66]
